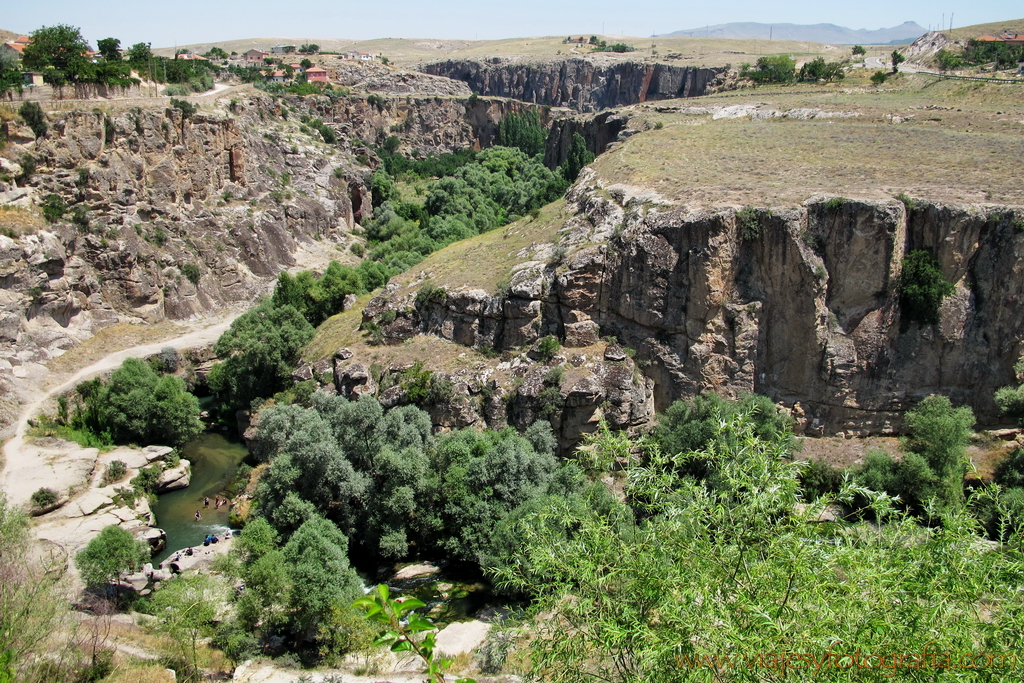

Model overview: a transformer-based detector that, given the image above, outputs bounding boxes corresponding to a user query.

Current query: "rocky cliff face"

[360,175,1024,435]
[0,95,368,373]
[421,58,726,112]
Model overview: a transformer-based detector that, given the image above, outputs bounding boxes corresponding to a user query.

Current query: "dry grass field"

[594,75,1024,207]
[157,33,853,69]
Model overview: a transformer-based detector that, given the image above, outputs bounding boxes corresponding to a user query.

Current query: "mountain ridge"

[658,21,926,45]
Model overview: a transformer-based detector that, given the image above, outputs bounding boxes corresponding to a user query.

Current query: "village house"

[2,35,31,60]
[243,49,269,64]
[305,66,328,82]
[343,50,377,61]
[975,32,1024,46]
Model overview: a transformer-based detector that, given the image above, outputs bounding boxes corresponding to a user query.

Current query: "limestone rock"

[156,460,191,492]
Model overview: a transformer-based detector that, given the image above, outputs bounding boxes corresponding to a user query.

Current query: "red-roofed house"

[2,35,31,59]
[305,66,328,82]
[244,49,269,64]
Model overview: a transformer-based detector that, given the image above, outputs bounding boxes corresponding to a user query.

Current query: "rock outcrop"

[0,95,368,374]
[360,176,1024,436]
[421,58,726,112]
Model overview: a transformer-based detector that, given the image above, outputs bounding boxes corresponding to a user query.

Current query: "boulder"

[156,460,191,492]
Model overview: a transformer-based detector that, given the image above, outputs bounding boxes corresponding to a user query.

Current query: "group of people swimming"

[194,494,230,521]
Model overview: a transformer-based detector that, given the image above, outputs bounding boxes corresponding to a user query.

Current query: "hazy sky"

[2,0,1019,48]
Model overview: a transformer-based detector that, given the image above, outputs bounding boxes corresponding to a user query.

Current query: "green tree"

[936,48,963,71]
[74,525,148,588]
[898,249,955,326]
[18,102,47,139]
[891,49,906,72]
[497,110,547,157]
[300,58,313,69]
[22,25,94,85]
[100,357,202,445]
[852,45,866,56]
[150,574,219,682]
[282,516,363,638]
[994,358,1024,424]
[741,54,796,83]
[871,69,889,84]
[558,132,594,183]
[902,394,974,512]
[96,38,121,62]
[491,408,1024,683]
[208,299,315,411]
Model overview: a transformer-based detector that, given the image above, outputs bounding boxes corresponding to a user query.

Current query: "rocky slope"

[353,173,1024,436]
[421,58,726,111]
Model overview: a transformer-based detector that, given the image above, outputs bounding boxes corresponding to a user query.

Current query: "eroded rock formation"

[360,176,1024,435]
[421,58,726,111]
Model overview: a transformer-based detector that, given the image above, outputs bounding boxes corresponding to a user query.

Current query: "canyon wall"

[421,58,726,111]
[0,95,367,372]
[360,178,1024,434]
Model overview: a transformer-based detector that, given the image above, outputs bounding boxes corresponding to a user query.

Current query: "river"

[151,432,249,564]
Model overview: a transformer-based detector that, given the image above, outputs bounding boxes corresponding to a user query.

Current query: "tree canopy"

[74,525,149,588]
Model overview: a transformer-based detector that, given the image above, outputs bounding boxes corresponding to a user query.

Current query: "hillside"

[660,20,926,45]
[944,16,1024,40]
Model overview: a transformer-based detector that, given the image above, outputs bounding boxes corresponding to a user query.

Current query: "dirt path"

[0,314,240,506]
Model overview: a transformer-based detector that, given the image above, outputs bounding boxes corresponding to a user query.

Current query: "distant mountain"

[658,21,926,45]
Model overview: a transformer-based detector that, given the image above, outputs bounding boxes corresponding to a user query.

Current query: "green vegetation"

[208,299,314,412]
[871,69,889,84]
[898,249,955,326]
[102,460,127,486]
[856,395,975,516]
[740,55,797,84]
[536,335,560,361]
[354,585,476,683]
[18,102,47,139]
[936,48,963,71]
[891,49,906,73]
[797,56,846,83]
[73,524,149,588]
[40,194,66,222]
[735,205,761,240]
[497,109,546,157]
[961,39,1024,68]
[150,575,220,682]
[64,357,203,446]
[169,98,198,118]
[994,357,1024,425]
[559,133,595,182]
[487,401,1023,681]
[180,262,201,285]
[852,45,866,56]
[366,146,566,278]
[29,487,58,510]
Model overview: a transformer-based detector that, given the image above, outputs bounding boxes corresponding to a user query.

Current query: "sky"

[2,0,1020,48]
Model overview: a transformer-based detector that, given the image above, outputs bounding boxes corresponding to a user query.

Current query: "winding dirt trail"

[0,314,240,506]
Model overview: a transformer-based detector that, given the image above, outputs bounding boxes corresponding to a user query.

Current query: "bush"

[74,524,149,587]
[103,460,127,486]
[30,487,58,510]
[40,194,67,223]
[736,206,761,241]
[180,262,201,285]
[898,250,954,326]
[870,70,888,85]
[169,97,198,117]
[18,101,47,138]
[537,335,560,361]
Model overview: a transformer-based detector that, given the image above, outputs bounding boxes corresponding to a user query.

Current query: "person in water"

[195,510,201,521]
[204,496,210,508]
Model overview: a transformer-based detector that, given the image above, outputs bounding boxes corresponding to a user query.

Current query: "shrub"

[30,487,59,510]
[800,458,844,499]
[824,196,846,213]
[736,206,761,241]
[537,335,560,361]
[103,460,128,486]
[349,242,365,258]
[40,194,67,223]
[17,154,36,184]
[169,97,198,118]
[898,250,954,326]
[18,101,47,138]
[544,365,564,386]
[870,70,888,85]
[180,262,201,285]
[415,283,447,307]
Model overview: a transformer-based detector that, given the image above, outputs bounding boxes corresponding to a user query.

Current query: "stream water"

[151,432,249,565]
